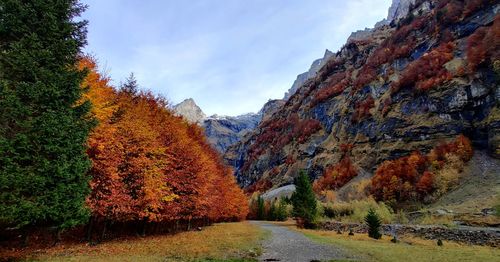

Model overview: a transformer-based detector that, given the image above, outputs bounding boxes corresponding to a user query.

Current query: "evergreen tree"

[257,195,265,220]
[291,170,317,228]
[0,0,93,230]
[275,198,288,221]
[365,208,382,239]
[120,73,139,95]
[268,201,277,221]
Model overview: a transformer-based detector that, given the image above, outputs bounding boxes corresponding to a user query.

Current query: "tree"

[275,198,289,221]
[257,195,266,220]
[0,0,93,231]
[120,73,139,95]
[291,171,317,228]
[365,208,382,239]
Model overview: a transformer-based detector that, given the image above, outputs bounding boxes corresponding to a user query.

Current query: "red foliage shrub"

[311,70,353,106]
[429,134,474,163]
[285,154,296,165]
[352,95,375,123]
[246,115,322,165]
[313,155,358,193]
[340,143,354,154]
[416,171,435,194]
[466,16,500,72]
[353,66,377,91]
[391,42,455,93]
[438,0,464,25]
[371,135,474,202]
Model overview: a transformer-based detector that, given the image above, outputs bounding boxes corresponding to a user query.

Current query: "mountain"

[173,98,261,153]
[204,114,261,153]
[173,98,206,124]
[225,0,500,200]
[284,50,334,100]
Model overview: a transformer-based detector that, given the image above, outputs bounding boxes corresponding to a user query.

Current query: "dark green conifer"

[0,0,93,230]
[365,208,382,239]
[291,170,317,228]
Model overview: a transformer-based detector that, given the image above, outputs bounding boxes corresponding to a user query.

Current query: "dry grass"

[297,227,500,262]
[24,222,265,262]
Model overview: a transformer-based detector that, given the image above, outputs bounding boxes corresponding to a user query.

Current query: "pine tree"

[291,170,317,228]
[0,0,93,230]
[257,195,266,220]
[275,198,288,221]
[268,201,277,221]
[365,208,382,239]
[120,73,139,95]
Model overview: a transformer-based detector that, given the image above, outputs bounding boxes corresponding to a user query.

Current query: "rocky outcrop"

[225,1,500,190]
[320,221,500,247]
[173,98,206,124]
[260,99,286,122]
[284,50,334,100]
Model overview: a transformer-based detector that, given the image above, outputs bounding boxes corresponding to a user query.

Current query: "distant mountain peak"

[173,98,206,124]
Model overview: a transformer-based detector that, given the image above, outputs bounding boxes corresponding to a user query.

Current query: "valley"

[1,0,499,261]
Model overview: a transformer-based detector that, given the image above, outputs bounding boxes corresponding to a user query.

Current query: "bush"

[365,208,382,239]
[466,17,499,72]
[321,198,394,224]
[371,135,474,203]
[391,42,455,93]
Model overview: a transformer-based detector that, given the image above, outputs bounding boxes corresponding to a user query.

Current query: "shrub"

[466,17,499,72]
[371,135,474,203]
[391,42,455,93]
[352,95,375,123]
[365,208,382,239]
[314,154,357,193]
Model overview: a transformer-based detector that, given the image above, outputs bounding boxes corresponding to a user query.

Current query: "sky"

[81,0,392,116]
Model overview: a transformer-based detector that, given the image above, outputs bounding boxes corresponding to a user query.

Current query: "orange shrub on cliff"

[313,145,357,193]
[371,135,473,203]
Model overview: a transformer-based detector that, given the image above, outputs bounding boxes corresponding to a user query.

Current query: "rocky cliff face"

[283,50,334,100]
[204,114,261,153]
[225,0,500,190]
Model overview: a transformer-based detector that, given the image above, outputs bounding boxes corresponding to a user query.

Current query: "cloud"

[82,0,392,116]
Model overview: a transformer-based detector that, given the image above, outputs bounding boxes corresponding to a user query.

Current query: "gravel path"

[251,221,353,262]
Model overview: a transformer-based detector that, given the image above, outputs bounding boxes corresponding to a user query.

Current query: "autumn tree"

[80,57,248,235]
[0,0,93,232]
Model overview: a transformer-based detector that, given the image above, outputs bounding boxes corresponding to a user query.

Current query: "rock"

[283,50,334,100]
[173,98,206,124]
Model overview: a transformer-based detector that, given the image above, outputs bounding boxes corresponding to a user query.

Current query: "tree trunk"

[86,217,94,242]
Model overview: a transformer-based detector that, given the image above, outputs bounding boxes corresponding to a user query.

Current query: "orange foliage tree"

[80,57,248,231]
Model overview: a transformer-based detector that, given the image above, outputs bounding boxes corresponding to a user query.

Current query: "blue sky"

[81,0,392,116]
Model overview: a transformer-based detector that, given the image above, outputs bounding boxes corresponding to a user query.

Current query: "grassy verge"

[25,222,265,262]
[296,227,499,262]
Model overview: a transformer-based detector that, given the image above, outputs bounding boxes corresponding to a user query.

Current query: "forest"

[0,0,247,247]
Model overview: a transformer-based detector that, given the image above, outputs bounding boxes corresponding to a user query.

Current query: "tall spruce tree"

[365,208,382,239]
[0,0,93,229]
[291,170,317,228]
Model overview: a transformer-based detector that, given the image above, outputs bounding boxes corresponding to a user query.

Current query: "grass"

[23,222,266,262]
[295,227,500,262]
